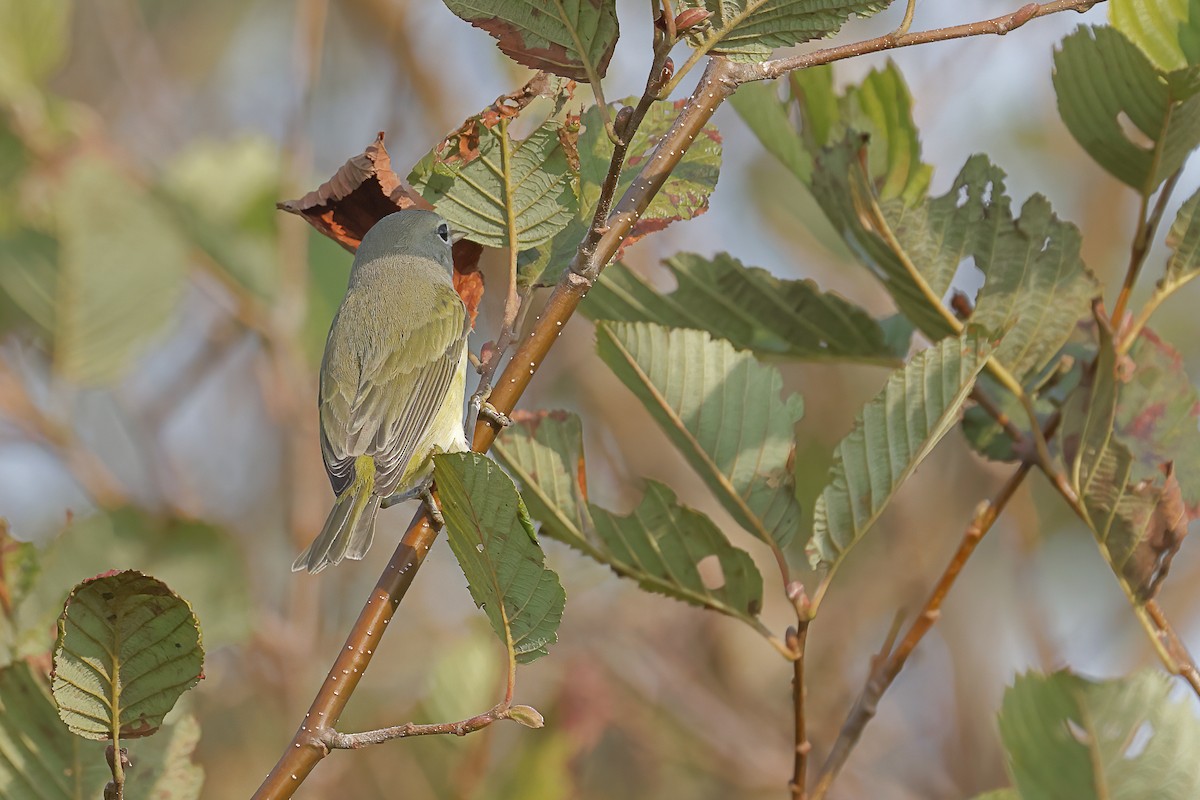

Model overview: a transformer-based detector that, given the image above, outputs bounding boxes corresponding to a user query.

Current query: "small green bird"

[293,209,470,573]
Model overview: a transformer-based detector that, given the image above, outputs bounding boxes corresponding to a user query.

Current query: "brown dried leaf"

[279,132,484,323]
[278,132,429,251]
[1128,463,1190,600]
[431,73,556,168]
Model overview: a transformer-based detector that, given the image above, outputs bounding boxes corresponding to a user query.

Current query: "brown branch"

[788,623,811,799]
[810,461,1033,800]
[320,702,541,749]
[252,51,738,800]
[729,0,1102,84]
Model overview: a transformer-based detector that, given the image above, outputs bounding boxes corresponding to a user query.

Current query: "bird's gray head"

[354,209,455,275]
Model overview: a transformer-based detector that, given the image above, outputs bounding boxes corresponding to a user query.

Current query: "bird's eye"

[436,222,451,244]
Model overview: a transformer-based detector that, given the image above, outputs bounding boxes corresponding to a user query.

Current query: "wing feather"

[319,280,468,496]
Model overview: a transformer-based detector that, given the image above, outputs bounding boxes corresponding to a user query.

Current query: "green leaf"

[52,570,204,740]
[998,670,1200,800]
[0,660,110,799]
[1054,25,1200,193]
[582,254,908,365]
[55,157,190,385]
[441,0,618,83]
[492,412,766,625]
[434,452,565,664]
[0,0,70,104]
[0,226,57,336]
[967,792,1020,800]
[159,136,282,301]
[811,141,974,339]
[808,329,992,572]
[677,0,891,62]
[741,63,931,201]
[729,79,813,183]
[0,661,204,800]
[411,114,579,250]
[9,509,251,656]
[1158,184,1200,295]
[596,322,805,550]
[969,186,1098,381]
[1111,0,1191,71]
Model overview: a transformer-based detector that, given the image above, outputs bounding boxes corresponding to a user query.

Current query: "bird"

[293,209,470,574]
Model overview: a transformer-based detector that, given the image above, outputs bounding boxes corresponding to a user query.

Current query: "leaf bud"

[673,8,711,32]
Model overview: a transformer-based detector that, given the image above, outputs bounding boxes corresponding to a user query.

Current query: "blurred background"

[1,1,1197,798]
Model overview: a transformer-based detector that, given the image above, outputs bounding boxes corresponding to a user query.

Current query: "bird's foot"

[479,401,511,428]
[420,486,445,528]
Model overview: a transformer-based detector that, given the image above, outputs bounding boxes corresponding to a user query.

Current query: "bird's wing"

[320,283,468,496]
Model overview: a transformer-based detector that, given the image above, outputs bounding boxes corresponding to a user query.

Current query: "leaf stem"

[810,461,1033,800]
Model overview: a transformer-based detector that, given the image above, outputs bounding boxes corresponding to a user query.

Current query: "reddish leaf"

[279,133,485,323]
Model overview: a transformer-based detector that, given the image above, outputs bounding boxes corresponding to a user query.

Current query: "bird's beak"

[450,229,469,244]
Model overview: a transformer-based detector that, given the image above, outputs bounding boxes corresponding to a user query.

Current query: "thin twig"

[1113,167,1184,328]
[810,461,1034,800]
[788,624,811,799]
[322,704,516,749]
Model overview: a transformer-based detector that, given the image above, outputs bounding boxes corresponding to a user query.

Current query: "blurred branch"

[810,460,1035,800]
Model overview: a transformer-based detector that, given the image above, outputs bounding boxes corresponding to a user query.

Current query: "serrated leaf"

[0,660,110,799]
[969,185,1098,381]
[411,114,578,250]
[809,330,992,572]
[678,0,891,62]
[434,452,565,664]
[582,254,908,365]
[1111,0,1191,72]
[442,0,618,83]
[1159,184,1200,294]
[998,670,1200,800]
[811,140,972,339]
[1066,321,1189,598]
[55,157,190,385]
[1054,25,1200,193]
[52,571,204,740]
[492,411,766,625]
[596,322,804,550]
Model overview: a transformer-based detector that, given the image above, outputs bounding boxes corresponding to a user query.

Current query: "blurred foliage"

[0,1,1199,799]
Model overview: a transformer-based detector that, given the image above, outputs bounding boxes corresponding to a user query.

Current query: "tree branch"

[320,702,542,749]
[810,460,1034,800]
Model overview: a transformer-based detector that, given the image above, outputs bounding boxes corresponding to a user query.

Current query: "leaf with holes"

[493,411,766,625]
[1054,25,1200,193]
[51,571,204,741]
[597,323,805,551]
[441,0,618,83]
[582,254,908,365]
[998,670,1200,799]
[968,173,1098,381]
[676,0,890,62]
[809,330,992,572]
[434,452,565,664]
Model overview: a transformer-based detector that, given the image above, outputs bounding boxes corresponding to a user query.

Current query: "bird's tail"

[292,456,380,574]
